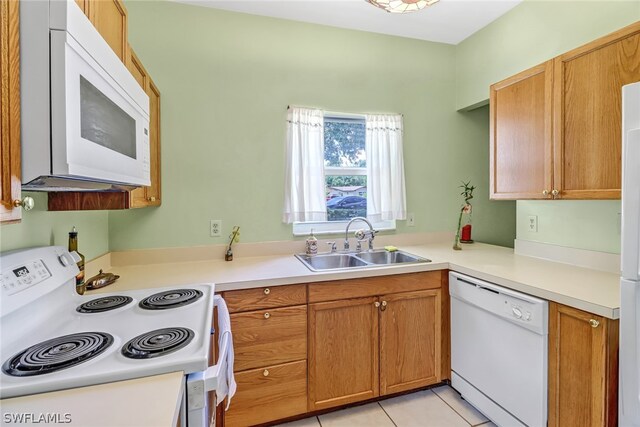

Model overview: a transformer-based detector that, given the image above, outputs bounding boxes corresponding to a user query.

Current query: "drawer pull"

[264,312,270,319]
[381,301,387,311]
[263,369,269,377]
[263,288,270,295]
[374,301,380,308]
[589,319,600,328]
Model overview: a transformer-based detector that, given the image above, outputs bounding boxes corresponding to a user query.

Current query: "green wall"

[108,0,516,250]
[455,0,639,254]
[0,193,109,260]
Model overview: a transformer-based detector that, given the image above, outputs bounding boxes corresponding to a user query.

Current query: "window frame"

[292,111,396,237]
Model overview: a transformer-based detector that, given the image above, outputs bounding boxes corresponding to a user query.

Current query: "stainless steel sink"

[295,249,430,272]
[295,254,368,271]
[355,249,428,265]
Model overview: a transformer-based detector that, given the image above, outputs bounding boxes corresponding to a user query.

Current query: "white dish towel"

[214,295,237,409]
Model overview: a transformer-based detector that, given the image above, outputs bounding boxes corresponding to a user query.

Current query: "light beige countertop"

[0,372,184,427]
[92,240,620,319]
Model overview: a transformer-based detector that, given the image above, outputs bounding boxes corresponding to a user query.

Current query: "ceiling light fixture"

[366,0,440,14]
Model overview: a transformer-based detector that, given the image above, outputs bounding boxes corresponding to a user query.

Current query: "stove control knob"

[525,312,532,321]
[512,307,523,319]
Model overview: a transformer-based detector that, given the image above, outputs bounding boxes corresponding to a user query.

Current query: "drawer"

[222,284,307,313]
[225,360,307,427]
[309,271,444,303]
[232,305,307,371]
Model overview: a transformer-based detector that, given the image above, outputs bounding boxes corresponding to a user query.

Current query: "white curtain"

[282,107,327,223]
[366,114,407,221]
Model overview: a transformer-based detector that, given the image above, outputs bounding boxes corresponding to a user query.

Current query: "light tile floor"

[276,386,496,427]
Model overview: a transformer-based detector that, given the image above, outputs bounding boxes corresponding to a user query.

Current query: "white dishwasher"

[450,272,548,427]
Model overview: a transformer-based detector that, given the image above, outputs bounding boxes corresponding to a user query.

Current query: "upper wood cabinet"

[80,0,128,62]
[0,0,23,224]
[553,24,640,199]
[490,61,553,200]
[548,302,619,427]
[128,48,162,208]
[490,22,640,200]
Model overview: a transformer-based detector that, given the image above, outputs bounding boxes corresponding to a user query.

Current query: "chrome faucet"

[344,217,377,251]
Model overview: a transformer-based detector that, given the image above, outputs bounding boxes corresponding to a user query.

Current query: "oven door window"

[80,75,137,159]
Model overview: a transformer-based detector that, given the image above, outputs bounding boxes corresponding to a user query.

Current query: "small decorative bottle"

[305,229,318,256]
[68,226,86,294]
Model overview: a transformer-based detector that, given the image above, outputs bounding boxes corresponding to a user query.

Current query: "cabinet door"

[553,22,640,199]
[548,303,619,427]
[380,289,441,395]
[308,297,379,411]
[0,0,22,223]
[127,48,151,208]
[489,60,554,200]
[88,0,128,62]
[145,78,162,206]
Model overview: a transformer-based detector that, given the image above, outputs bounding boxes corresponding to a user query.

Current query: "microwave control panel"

[1,259,51,296]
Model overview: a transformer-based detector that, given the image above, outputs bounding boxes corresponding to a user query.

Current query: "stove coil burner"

[76,296,133,313]
[2,332,113,377]
[138,289,203,310]
[121,327,194,359]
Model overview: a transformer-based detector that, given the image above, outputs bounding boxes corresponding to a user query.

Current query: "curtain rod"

[287,105,402,117]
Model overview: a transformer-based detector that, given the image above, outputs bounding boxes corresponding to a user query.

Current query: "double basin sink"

[295,249,431,272]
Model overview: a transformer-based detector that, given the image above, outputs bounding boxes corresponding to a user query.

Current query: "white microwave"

[20,0,150,192]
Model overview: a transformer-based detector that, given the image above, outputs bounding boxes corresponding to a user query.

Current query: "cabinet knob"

[542,190,549,197]
[263,369,269,377]
[263,288,270,295]
[381,301,387,311]
[13,196,35,211]
[551,189,559,197]
[147,196,156,202]
[374,301,380,308]
[264,312,270,319]
[589,319,600,328]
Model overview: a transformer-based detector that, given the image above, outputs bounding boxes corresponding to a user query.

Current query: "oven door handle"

[186,296,234,414]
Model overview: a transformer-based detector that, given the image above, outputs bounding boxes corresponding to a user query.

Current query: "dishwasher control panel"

[504,298,535,323]
[449,271,548,334]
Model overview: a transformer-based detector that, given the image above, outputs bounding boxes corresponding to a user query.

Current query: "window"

[292,113,396,236]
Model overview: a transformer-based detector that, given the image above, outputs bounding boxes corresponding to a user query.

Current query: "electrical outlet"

[407,213,415,227]
[210,220,222,237]
[527,215,538,233]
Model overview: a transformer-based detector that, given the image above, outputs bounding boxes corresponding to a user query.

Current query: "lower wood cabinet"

[308,272,444,412]
[548,302,619,427]
[225,360,308,427]
[308,297,380,410]
[222,285,309,427]
[380,289,441,395]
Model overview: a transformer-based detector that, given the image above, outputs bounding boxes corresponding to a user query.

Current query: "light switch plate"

[527,215,538,233]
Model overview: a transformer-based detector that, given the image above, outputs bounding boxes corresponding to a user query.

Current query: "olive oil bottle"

[68,226,86,294]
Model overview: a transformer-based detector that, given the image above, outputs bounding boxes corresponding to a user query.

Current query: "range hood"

[21,176,139,193]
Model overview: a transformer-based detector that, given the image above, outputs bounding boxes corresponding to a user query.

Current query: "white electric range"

[0,246,233,427]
